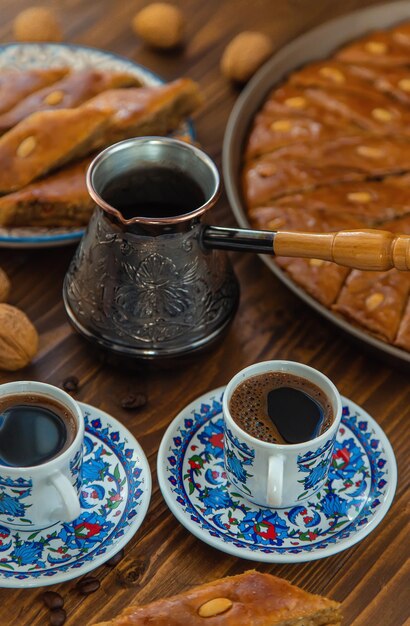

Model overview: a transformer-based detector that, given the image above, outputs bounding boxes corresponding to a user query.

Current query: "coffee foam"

[229,372,333,444]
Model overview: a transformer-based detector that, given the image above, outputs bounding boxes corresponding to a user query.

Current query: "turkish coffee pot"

[63,137,410,361]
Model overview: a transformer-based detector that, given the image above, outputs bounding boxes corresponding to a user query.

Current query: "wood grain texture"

[0,0,408,624]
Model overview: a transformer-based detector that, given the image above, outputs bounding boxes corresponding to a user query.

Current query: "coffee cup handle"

[49,472,81,523]
[267,455,284,507]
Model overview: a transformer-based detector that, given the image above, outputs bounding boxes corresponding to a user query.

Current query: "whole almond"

[319,66,345,83]
[398,78,410,92]
[364,41,387,55]
[371,108,394,122]
[356,145,384,159]
[16,135,36,158]
[198,598,233,618]
[0,304,38,371]
[271,119,292,132]
[365,292,384,311]
[347,191,372,204]
[0,268,10,302]
[44,90,64,105]
[268,218,284,229]
[284,96,306,109]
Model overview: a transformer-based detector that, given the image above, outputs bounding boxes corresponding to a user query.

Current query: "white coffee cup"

[223,360,342,508]
[0,381,84,530]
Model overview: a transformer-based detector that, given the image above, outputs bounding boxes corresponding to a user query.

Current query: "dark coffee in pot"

[229,372,334,445]
[0,394,77,467]
[102,165,206,220]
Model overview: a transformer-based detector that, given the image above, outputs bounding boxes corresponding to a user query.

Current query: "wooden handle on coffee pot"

[273,229,410,271]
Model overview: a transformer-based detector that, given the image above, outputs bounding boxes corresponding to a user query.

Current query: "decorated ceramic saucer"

[0,403,151,587]
[158,387,397,563]
[0,43,194,249]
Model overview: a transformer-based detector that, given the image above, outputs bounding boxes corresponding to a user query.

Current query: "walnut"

[0,269,10,303]
[221,31,273,83]
[132,3,185,50]
[13,6,62,43]
[0,304,38,371]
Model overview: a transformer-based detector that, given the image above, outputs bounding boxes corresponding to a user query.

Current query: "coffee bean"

[121,392,147,410]
[42,591,64,610]
[62,376,79,393]
[105,548,125,567]
[49,608,66,626]
[76,576,100,595]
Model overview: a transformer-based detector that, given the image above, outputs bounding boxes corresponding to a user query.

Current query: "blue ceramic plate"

[0,403,151,588]
[0,43,195,249]
[158,387,397,563]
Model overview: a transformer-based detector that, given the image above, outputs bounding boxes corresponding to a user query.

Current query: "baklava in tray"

[243,20,410,352]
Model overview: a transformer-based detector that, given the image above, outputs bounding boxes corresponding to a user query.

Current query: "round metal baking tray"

[223,0,410,367]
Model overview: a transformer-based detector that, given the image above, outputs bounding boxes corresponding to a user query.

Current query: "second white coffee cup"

[223,360,342,508]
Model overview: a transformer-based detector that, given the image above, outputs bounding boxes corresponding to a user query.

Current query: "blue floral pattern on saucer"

[0,403,151,588]
[158,387,397,563]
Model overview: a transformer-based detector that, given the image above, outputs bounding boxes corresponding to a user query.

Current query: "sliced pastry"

[90,570,342,626]
[333,268,410,342]
[395,299,410,350]
[289,60,410,105]
[272,176,410,226]
[250,206,362,306]
[83,77,202,146]
[0,107,110,193]
[0,69,140,133]
[262,85,346,126]
[335,25,410,66]
[0,78,201,193]
[267,84,409,134]
[245,112,361,159]
[244,137,410,206]
[0,159,93,227]
[275,257,350,307]
[244,158,363,206]
[0,68,68,115]
[248,204,365,233]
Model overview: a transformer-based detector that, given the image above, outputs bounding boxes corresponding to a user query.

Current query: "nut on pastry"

[0,69,68,116]
[0,108,111,193]
[0,70,141,134]
[0,78,201,193]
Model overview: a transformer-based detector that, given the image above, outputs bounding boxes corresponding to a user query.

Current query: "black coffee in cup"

[102,166,206,220]
[0,394,77,467]
[229,372,334,444]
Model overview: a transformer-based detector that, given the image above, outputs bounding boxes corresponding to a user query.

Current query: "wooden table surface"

[0,0,409,624]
